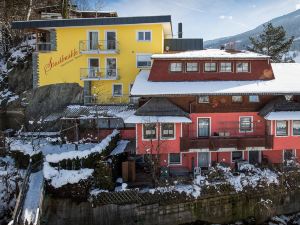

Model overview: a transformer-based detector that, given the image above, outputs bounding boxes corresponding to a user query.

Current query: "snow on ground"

[46,129,119,163]
[142,164,278,198]
[43,162,93,188]
[110,140,129,156]
[21,171,44,225]
[0,157,24,223]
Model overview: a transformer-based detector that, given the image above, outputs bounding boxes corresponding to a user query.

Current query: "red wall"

[149,59,274,81]
[136,123,182,154]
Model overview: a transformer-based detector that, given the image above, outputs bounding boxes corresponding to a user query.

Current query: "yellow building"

[12,16,172,104]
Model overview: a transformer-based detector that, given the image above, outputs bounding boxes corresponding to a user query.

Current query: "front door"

[106,31,116,50]
[88,58,99,78]
[198,152,209,168]
[106,58,117,78]
[198,118,210,137]
[88,31,98,50]
[249,151,260,165]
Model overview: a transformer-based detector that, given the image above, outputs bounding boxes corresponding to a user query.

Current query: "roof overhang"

[124,115,192,123]
[264,111,300,120]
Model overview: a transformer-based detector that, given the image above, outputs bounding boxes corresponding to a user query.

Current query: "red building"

[127,49,300,173]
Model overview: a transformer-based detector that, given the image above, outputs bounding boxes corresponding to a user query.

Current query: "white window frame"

[239,116,253,133]
[112,84,123,97]
[292,120,300,136]
[136,30,152,42]
[136,53,152,68]
[87,30,99,51]
[186,62,199,72]
[168,153,182,165]
[204,62,217,72]
[198,96,210,104]
[220,62,232,72]
[236,62,250,73]
[142,123,158,140]
[249,95,260,103]
[160,123,176,140]
[170,62,183,72]
[197,117,211,137]
[104,30,117,50]
[275,120,289,137]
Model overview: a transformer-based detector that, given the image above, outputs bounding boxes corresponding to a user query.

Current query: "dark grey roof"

[135,98,188,117]
[12,15,171,29]
[164,38,203,51]
[259,97,300,116]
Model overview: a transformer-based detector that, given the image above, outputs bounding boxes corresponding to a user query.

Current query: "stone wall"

[42,189,300,225]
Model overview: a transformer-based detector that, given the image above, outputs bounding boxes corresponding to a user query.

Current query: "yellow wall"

[37,23,165,103]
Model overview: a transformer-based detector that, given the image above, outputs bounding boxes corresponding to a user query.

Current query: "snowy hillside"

[204,9,300,62]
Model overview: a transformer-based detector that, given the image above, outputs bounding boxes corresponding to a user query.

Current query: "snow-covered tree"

[249,22,294,62]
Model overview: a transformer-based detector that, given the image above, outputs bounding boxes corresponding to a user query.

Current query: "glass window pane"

[145,32,151,40]
[220,62,232,72]
[113,85,122,96]
[161,123,175,139]
[232,96,243,103]
[138,32,144,40]
[143,124,156,139]
[276,120,288,136]
[293,121,300,135]
[137,55,152,68]
[170,63,182,72]
[237,62,249,72]
[205,63,217,72]
[169,153,181,164]
[198,96,209,103]
[198,118,210,137]
[249,95,259,102]
[240,117,252,132]
[186,62,198,72]
[232,151,243,161]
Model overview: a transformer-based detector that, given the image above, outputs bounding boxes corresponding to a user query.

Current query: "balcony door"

[106,58,117,78]
[88,31,98,50]
[198,118,210,137]
[198,152,209,168]
[249,151,261,165]
[106,31,116,50]
[88,58,99,78]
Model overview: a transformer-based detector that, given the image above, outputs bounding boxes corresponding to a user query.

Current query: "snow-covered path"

[21,171,44,225]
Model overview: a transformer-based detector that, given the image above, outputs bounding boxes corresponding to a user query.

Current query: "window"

[170,63,182,72]
[236,62,249,72]
[204,62,217,72]
[249,95,259,103]
[220,62,232,72]
[137,54,152,68]
[293,121,300,136]
[143,124,156,139]
[137,31,151,41]
[240,117,253,132]
[232,96,243,103]
[161,123,175,139]
[169,153,181,165]
[276,120,288,136]
[112,84,122,97]
[186,62,199,72]
[232,151,243,162]
[198,96,210,103]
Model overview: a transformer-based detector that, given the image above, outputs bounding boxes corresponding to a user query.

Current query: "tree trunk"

[26,0,33,21]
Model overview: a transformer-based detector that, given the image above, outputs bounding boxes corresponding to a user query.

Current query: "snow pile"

[21,171,44,225]
[9,140,40,156]
[144,164,278,198]
[46,130,119,163]
[43,162,94,189]
[110,140,129,156]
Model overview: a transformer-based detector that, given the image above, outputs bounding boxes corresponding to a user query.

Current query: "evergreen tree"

[249,22,294,62]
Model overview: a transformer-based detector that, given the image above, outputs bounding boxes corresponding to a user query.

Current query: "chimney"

[178,22,183,38]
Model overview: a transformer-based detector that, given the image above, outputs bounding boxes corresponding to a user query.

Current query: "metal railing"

[36,42,52,52]
[84,94,139,105]
[79,40,119,53]
[80,68,119,80]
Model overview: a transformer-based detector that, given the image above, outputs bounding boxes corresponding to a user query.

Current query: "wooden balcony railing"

[180,135,274,151]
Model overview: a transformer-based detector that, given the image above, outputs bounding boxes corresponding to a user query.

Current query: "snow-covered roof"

[125,115,192,123]
[131,63,300,96]
[152,49,269,59]
[264,112,300,120]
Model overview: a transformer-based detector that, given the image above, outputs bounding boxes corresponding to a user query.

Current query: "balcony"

[180,121,274,151]
[36,42,53,52]
[79,40,119,54]
[84,95,138,105]
[80,68,119,81]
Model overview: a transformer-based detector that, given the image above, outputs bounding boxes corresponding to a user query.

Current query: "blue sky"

[101,0,300,40]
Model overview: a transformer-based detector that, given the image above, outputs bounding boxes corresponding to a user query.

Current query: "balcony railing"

[180,135,274,151]
[84,94,139,105]
[36,42,52,52]
[79,40,119,53]
[80,68,119,80]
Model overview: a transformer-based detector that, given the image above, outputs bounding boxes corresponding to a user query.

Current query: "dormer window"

[170,62,182,72]
[204,62,217,72]
[220,62,232,72]
[186,62,199,72]
[236,62,250,72]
